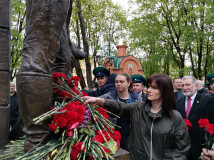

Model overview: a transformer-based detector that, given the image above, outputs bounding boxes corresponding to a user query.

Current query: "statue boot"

[16,72,53,152]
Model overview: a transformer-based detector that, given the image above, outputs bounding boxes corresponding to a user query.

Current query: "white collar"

[186,92,197,101]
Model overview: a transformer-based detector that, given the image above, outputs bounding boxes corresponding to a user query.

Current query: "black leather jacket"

[104,99,191,160]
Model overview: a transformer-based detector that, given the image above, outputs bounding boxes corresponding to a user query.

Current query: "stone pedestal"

[0,105,10,148]
[113,148,130,160]
[0,0,11,148]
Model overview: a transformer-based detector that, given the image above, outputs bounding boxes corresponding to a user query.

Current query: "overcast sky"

[112,0,129,10]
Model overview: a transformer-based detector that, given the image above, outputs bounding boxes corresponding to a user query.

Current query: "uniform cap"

[93,67,110,77]
[131,74,146,86]
[207,73,214,85]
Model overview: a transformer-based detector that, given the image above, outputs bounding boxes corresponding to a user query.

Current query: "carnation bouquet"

[0,72,121,160]
[198,118,214,159]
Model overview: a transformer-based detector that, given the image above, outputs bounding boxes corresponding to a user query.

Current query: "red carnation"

[53,89,60,94]
[52,72,66,82]
[53,109,68,128]
[184,119,192,130]
[92,134,105,143]
[206,123,214,135]
[70,141,86,160]
[100,146,110,158]
[101,146,110,154]
[89,155,94,160]
[71,76,81,86]
[48,123,58,132]
[59,91,72,101]
[96,107,109,120]
[113,130,121,141]
[67,76,81,88]
[198,118,209,128]
[66,111,79,126]
[81,91,88,96]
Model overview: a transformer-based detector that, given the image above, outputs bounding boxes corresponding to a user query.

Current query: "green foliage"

[128,0,214,79]
[10,0,26,81]
[70,0,127,61]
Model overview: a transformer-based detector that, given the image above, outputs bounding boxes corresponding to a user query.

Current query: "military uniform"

[131,74,147,102]
[207,73,214,96]
[88,67,116,97]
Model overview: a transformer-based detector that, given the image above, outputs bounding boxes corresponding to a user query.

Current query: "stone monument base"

[113,148,130,160]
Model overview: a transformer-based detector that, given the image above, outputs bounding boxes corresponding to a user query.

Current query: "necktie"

[186,97,191,118]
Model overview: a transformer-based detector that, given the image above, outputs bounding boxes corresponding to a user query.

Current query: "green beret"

[207,73,214,84]
[131,74,146,85]
[203,83,208,87]
[93,67,110,77]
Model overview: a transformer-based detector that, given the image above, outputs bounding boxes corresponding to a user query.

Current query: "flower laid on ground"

[184,119,192,130]
[0,72,121,160]
[198,118,214,159]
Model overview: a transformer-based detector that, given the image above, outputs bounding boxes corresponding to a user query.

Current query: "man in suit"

[176,76,214,160]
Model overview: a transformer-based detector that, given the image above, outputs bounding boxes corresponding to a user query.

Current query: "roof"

[112,56,124,69]
[112,56,143,70]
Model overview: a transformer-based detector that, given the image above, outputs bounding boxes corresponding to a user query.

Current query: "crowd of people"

[84,66,214,160]
[10,65,214,159]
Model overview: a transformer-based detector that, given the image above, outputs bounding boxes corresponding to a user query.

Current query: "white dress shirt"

[185,92,197,111]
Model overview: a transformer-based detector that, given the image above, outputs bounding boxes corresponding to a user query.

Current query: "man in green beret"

[131,74,147,102]
[207,73,214,96]
[88,67,117,97]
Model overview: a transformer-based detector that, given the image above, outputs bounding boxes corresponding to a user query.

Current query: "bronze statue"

[17,0,85,152]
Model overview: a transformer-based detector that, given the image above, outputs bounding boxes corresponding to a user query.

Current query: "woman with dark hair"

[84,74,190,160]
[101,73,141,150]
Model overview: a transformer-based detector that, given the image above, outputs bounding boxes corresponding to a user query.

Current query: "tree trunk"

[189,45,197,78]
[75,19,86,89]
[76,0,93,88]
[65,1,86,89]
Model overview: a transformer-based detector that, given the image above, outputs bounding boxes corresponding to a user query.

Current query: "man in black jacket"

[10,82,19,128]
[176,76,214,160]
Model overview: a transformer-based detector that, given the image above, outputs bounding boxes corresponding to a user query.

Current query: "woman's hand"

[201,148,214,160]
[83,96,105,107]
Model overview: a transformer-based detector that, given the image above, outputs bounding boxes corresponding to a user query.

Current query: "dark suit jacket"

[176,93,214,160]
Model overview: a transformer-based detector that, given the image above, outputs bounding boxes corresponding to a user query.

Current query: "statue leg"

[16,0,69,152]
[16,73,53,152]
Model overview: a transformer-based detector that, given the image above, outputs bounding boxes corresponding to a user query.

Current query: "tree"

[128,0,214,79]
[10,0,25,81]
[70,0,126,87]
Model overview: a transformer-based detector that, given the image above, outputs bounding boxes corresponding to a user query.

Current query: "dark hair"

[146,74,176,117]
[117,73,133,92]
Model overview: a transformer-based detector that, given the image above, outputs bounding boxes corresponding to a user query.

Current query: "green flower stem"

[91,144,103,159]
[91,146,98,159]
[82,137,89,160]
[93,143,110,160]
[90,106,120,128]
[53,138,69,160]
[93,110,121,129]
[94,105,120,118]
[67,140,73,160]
